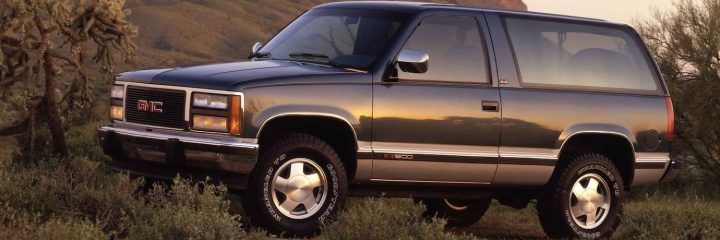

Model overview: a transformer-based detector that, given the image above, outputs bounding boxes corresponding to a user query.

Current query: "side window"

[504,18,659,91]
[398,16,489,84]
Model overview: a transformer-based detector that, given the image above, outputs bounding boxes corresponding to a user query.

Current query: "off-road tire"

[241,133,347,236]
[415,198,492,227]
[537,153,624,239]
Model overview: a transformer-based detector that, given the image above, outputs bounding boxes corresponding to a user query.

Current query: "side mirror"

[252,42,263,54]
[396,49,429,74]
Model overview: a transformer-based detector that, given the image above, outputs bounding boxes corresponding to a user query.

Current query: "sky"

[523,0,681,25]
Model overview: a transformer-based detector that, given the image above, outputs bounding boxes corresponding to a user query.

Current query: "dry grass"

[0,120,715,239]
[0,147,716,239]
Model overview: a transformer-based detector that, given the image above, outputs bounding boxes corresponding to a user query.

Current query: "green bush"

[0,122,717,239]
[618,197,720,239]
[126,178,245,239]
[0,156,141,234]
[0,206,108,240]
[0,155,254,239]
[320,197,476,240]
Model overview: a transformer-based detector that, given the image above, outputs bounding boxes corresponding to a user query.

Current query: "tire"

[241,133,347,236]
[415,198,492,227]
[537,153,624,239]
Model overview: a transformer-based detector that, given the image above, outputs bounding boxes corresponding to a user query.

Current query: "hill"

[123,0,527,69]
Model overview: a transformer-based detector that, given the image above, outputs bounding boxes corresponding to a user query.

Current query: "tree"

[637,0,720,181]
[0,0,136,158]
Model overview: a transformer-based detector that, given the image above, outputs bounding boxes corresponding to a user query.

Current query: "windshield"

[258,8,409,70]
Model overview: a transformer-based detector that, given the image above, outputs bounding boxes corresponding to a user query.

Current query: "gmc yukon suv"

[97,1,681,238]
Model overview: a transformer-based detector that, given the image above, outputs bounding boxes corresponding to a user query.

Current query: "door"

[371,15,501,184]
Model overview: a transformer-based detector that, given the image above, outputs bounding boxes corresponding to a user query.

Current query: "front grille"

[125,87,186,129]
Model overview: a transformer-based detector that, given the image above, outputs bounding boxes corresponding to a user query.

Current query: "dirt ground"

[452,202,547,239]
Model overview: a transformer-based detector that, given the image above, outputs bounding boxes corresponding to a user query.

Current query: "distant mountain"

[124,0,526,68]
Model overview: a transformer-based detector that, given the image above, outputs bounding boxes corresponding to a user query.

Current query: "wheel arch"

[256,113,359,180]
[555,128,636,190]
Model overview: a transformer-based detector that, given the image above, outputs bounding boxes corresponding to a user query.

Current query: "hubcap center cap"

[580,191,601,213]
[287,176,311,202]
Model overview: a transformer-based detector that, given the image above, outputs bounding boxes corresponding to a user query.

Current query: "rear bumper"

[97,123,258,189]
[660,158,684,183]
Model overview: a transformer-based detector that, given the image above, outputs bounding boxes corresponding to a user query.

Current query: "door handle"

[481,101,500,112]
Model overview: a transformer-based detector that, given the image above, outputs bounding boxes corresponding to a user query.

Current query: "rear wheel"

[241,133,347,236]
[537,153,624,239]
[415,198,492,227]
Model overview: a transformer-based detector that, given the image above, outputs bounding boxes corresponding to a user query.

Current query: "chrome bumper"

[97,123,258,189]
[98,123,258,149]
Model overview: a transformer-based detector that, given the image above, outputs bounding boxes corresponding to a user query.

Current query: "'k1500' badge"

[384,153,414,160]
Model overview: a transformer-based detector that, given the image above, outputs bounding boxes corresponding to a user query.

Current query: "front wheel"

[537,153,624,239]
[241,133,347,236]
[415,198,492,227]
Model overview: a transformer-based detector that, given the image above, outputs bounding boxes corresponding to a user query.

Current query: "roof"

[316,1,622,26]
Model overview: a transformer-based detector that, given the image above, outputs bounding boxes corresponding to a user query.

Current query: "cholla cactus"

[0,0,137,157]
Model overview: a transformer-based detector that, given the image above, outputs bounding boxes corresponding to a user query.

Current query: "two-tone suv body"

[98,1,680,238]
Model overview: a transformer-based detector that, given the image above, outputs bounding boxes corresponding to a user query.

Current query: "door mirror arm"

[252,42,263,54]
[382,66,400,84]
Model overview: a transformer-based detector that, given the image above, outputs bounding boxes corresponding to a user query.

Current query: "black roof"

[316,1,623,26]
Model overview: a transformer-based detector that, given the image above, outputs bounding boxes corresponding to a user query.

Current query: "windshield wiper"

[286,52,351,69]
[288,52,330,61]
[249,51,272,60]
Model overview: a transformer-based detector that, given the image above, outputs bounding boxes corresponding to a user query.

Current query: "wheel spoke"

[585,206,598,225]
[274,176,290,194]
[571,204,586,219]
[302,194,318,210]
[289,162,305,177]
[587,178,600,193]
[307,173,322,188]
[592,194,606,206]
[572,182,586,198]
[279,198,301,212]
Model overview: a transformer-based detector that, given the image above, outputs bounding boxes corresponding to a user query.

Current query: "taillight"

[665,96,674,141]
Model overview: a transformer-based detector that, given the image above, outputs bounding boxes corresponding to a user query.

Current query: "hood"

[116,60,356,90]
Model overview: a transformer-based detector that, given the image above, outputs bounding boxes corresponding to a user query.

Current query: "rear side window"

[504,18,658,92]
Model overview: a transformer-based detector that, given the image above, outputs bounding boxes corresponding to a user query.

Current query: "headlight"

[110,105,124,120]
[192,115,228,132]
[111,85,124,99]
[193,93,228,109]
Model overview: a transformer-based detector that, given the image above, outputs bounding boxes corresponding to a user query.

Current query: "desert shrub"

[126,178,244,239]
[0,206,108,240]
[637,0,720,182]
[320,197,476,240]
[0,154,259,239]
[0,156,141,235]
[618,197,720,239]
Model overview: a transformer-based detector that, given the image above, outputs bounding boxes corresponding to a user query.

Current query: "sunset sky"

[524,0,682,25]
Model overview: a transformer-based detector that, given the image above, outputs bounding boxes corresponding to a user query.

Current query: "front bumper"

[97,123,258,189]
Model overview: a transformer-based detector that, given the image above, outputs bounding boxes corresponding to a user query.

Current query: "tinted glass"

[398,16,489,83]
[505,18,658,91]
[260,9,407,70]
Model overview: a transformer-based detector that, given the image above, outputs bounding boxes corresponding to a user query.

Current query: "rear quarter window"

[504,17,659,93]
